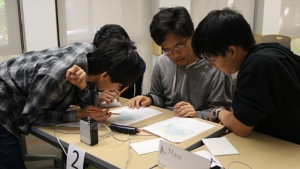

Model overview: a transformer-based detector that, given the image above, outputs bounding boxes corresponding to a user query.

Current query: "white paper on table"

[98,99,121,108]
[194,150,223,168]
[202,137,239,156]
[143,117,214,143]
[106,107,162,126]
[56,122,102,128]
[56,122,80,127]
[130,138,163,155]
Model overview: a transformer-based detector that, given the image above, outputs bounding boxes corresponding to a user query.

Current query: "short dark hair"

[93,24,130,48]
[192,8,256,58]
[150,6,194,45]
[87,38,141,87]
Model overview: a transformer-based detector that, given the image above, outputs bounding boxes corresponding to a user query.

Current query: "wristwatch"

[212,107,224,121]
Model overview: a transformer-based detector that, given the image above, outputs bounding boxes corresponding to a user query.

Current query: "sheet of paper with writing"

[106,107,162,125]
[158,140,210,169]
[143,117,214,143]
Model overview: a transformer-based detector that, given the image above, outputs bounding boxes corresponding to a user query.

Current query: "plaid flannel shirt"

[0,42,98,138]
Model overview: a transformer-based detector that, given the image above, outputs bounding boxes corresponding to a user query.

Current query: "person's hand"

[98,90,119,104]
[65,65,87,90]
[127,95,152,109]
[174,101,196,117]
[76,105,112,122]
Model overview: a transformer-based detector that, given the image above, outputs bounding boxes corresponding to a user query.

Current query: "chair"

[20,134,61,168]
[291,38,300,56]
[259,34,291,49]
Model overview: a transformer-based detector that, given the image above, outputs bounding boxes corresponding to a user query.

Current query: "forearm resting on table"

[219,110,253,137]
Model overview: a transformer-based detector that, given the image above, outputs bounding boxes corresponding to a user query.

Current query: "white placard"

[194,150,223,168]
[66,144,86,169]
[158,140,210,169]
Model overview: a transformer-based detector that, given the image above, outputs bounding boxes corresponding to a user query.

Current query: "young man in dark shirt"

[192,8,300,144]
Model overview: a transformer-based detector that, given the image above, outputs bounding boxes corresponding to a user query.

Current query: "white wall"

[262,0,282,34]
[253,0,300,38]
[191,0,255,30]
[21,0,57,52]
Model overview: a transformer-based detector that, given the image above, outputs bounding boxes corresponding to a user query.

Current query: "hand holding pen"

[98,90,120,104]
[97,86,129,104]
[76,105,112,122]
[88,110,120,116]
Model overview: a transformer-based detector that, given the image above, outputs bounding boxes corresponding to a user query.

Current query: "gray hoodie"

[148,54,232,120]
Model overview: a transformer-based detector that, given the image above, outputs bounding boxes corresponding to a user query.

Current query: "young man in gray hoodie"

[128,6,232,120]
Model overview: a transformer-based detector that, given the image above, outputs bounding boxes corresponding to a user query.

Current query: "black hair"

[192,8,256,58]
[93,24,130,48]
[87,38,141,87]
[150,6,194,45]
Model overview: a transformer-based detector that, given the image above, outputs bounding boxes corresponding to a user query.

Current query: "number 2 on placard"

[71,150,79,169]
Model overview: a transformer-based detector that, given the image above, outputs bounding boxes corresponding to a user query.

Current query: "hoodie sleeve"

[148,60,167,107]
[196,72,233,120]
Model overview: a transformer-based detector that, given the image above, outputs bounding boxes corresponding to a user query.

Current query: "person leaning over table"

[0,38,142,168]
[191,8,300,145]
[92,24,146,103]
[127,6,232,119]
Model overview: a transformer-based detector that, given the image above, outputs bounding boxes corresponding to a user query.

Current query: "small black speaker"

[79,117,98,146]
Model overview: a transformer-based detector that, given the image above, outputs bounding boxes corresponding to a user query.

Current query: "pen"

[108,113,120,115]
[117,86,129,96]
[88,110,120,115]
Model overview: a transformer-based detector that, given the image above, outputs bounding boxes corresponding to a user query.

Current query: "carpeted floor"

[24,134,62,169]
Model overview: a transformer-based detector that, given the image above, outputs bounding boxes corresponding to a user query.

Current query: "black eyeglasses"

[203,55,219,68]
[163,38,189,56]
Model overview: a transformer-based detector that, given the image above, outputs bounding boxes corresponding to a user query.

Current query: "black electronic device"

[109,124,140,134]
[79,117,98,146]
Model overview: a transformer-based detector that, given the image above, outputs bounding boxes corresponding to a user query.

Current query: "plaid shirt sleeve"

[76,83,98,108]
[21,73,76,126]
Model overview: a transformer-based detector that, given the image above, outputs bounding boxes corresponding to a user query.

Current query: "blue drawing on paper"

[155,124,194,140]
[108,111,142,125]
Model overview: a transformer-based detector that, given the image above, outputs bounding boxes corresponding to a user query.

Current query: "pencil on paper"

[117,86,129,96]
[88,110,120,115]
[109,113,120,115]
